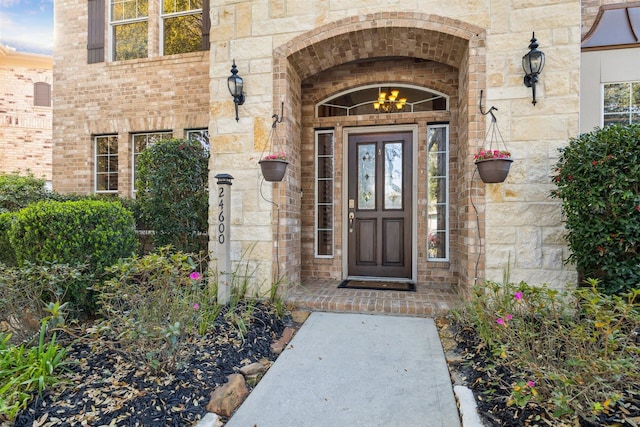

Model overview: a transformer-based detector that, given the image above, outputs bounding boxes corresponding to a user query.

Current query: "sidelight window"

[315,130,334,257]
[426,124,449,261]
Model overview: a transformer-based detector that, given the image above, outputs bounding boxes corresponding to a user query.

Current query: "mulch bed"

[449,323,640,427]
[11,302,288,427]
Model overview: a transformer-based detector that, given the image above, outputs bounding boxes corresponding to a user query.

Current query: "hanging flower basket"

[259,159,288,182]
[475,157,513,183]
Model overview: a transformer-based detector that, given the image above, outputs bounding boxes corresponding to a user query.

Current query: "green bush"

[0,172,51,213]
[93,248,213,373]
[136,138,209,253]
[7,200,137,314]
[455,280,640,423]
[0,262,86,341]
[0,212,16,265]
[553,124,640,294]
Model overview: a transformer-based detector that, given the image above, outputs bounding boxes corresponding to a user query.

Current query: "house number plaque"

[215,173,234,305]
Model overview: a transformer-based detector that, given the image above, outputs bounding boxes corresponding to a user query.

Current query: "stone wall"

[208,1,580,292]
[0,45,52,182]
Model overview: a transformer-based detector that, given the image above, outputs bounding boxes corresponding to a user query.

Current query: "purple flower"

[190,272,202,280]
[506,314,513,321]
[193,303,200,310]
[527,381,535,387]
[514,291,523,301]
[496,318,506,326]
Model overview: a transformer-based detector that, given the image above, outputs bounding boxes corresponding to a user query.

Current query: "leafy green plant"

[552,124,640,294]
[0,172,51,214]
[136,138,209,254]
[0,262,85,343]
[0,319,69,421]
[454,279,640,423]
[7,200,137,315]
[92,248,211,373]
[0,212,17,265]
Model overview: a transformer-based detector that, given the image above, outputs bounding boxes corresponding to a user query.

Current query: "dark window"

[88,0,105,63]
[34,82,51,107]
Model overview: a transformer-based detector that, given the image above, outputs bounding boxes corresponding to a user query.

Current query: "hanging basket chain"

[478,90,510,155]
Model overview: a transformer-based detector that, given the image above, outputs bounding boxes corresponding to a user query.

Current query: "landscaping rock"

[291,310,310,324]
[206,374,249,418]
[270,326,296,354]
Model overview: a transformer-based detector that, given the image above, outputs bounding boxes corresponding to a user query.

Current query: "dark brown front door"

[347,131,412,278]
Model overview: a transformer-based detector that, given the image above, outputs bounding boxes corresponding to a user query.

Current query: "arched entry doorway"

[272,13,486,299]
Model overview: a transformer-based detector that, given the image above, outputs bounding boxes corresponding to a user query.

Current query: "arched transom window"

[316,84,448,117]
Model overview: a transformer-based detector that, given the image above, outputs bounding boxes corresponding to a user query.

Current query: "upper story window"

[34,82,51,107]
[316,84,448,118]
[111,0,149,61]
[162,0,204,55]
[88,0,210,63]
[603,82,640,126]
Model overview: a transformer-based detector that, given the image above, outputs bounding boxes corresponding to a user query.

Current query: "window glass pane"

[114,21,148,60]
[163,0,202,13]
[95,135,118,192]
[111,0,148,21]
[315,130,334,257]
[164,13,202,55]
[187,129,210,151]
[384,142,402,210]
[427,125,448,261]
[357,144,375,210]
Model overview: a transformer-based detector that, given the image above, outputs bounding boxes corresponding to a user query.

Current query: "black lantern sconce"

[227,59,245,122]
[522,32,545,106]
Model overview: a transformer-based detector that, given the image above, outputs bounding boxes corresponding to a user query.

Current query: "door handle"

[348,211,355,232]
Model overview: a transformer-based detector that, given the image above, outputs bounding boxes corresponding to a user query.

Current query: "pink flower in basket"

[474,149,511,161]
[263,152,288,161]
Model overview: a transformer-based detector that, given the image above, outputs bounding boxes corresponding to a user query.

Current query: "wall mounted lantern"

[522,32,545,106]
[227,59,245,122]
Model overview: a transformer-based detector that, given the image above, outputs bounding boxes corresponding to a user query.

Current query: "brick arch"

[272,11,486,292]
[275,12,485,80]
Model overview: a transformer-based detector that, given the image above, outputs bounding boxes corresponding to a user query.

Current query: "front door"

[347,131,412,278]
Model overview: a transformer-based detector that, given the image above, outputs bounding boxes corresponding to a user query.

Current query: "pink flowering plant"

[262,152,288,161]
[474,149,511,161]
[453,277,640,423]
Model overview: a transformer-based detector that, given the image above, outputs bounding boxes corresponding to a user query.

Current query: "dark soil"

[11,302,288,427]
[448,322,640,427]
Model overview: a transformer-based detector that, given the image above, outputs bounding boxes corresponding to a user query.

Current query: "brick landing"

[283,279,462,318]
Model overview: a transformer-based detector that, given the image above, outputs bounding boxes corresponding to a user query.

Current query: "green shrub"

[7,200,137,314]
[0,262,86,342]
[0,172,51,213]
[0,319,69,421]
[454,280,640,423]
[9,199,137,272]
[136,138,209,253]
[93,248,213,373]
[0,212,16,265]
[552,124,640,294]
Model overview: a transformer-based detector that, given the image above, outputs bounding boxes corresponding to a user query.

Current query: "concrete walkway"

[226,312,461,427]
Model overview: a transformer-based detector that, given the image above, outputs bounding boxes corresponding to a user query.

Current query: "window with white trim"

[603,82,640,126]
[95,135,118,193]
[427,124,449,261]
[186,128,210,151]
[315,129,334,257]
[110,0,149,61]
[132,131,172,192]
[162,0,204,55]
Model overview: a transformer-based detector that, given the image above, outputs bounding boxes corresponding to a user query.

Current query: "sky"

[0,0,54,55]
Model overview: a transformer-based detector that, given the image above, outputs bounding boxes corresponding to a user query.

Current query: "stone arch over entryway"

[272,12,486,294]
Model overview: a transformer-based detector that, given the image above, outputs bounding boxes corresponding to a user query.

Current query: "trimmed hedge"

[0,212,17,265]
[9,199,138,273]
[0,173,51,213]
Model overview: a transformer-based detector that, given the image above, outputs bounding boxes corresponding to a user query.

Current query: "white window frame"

[109,0,149,61]
[131,131,172,195]
[315,129,335,258]
[94,135,119,194]
[186,128,210,152]
[426,123,450,262]
[160,1,203,56]
[602,81,640,126]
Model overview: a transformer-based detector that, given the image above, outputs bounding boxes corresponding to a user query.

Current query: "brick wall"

[52,0,209,197]
[0,45,52,182]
